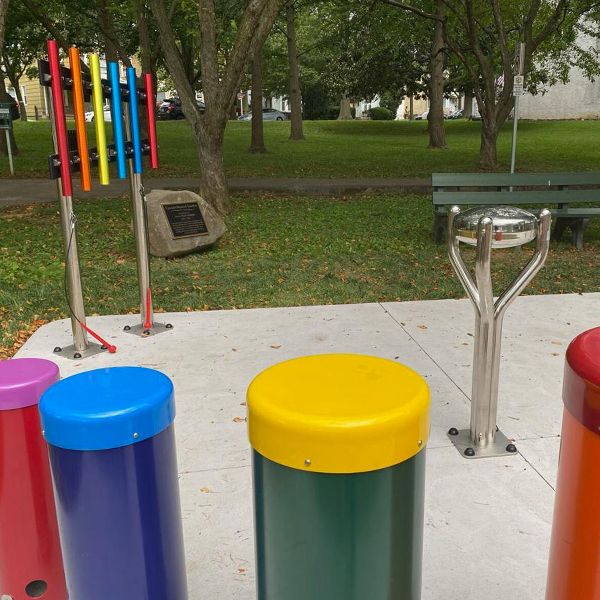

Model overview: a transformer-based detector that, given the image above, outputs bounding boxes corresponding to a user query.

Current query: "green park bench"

[432,172,600,249]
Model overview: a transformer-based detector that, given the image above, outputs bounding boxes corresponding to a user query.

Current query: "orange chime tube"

[68,46,92,192]
[546,327,600,600]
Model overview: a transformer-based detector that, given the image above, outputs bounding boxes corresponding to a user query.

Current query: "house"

[4,55,143,120]
[519,33,600,120]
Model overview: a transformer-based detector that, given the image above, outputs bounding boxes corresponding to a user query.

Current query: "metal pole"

[5,130,14,175]
[130,169,153,329]
[44,86,89,354]
[510,43,526,175]
[122,109,170,336]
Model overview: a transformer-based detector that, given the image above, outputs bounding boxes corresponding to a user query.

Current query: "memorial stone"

[146,189,226,258]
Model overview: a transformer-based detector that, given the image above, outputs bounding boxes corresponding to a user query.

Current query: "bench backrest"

[432,172,600,206]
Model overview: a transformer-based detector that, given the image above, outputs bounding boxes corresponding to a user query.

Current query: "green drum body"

[253,450,426,600]
[247,354,430,600]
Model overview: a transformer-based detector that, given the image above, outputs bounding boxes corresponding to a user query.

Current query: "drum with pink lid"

[0,358,67,600]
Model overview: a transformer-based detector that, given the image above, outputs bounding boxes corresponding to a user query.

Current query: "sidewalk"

[0,176,430,207]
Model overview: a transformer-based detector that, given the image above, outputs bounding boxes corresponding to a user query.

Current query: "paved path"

[18,292,598,599]
[0,176,430,207]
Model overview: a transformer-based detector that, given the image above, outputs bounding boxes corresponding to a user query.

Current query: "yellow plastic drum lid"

[247,354,430,474]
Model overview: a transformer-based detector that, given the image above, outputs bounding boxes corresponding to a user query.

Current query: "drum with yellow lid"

[248,354,430,600]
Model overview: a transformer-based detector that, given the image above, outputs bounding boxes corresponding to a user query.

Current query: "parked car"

[414,110,429,120]
[85,105,112,122]
[158,97,184,120]
[447,109,463,119]
[238,108,287,122]
[157,97,205,120]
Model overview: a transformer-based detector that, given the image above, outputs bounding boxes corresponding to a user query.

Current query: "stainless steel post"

[447,205,551,458]
[45,87,100,360]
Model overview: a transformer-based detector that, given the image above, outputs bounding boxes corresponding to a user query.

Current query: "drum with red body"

[546,327,600,600]
[0,358,67,600]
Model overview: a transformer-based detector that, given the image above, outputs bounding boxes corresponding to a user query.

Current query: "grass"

[1,193,599,357]
[2,118,600,179]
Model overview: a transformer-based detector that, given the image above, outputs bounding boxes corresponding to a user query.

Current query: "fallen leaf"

[270,344,282,349]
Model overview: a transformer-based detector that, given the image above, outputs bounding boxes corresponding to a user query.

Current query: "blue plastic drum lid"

[40,366,175,451]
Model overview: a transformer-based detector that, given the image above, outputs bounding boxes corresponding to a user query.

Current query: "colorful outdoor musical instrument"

[144,73,159,169]
[47,40,72,197]
[127,67,143,174]
[89,54,110,185]
[68,46,92,192]
[108,61,127,179]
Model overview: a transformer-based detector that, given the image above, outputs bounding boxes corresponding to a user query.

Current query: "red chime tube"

[47,40,73,197]
[144,73,159,169]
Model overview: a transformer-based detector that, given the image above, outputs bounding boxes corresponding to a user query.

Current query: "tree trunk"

[0,76,18,156]
[338,95,353,120]
[427,0,446,149]
[463,90,473,119]
[479,117,499,170]
[12,78,28,121]
[135,0,154,75]
[149,0,281,214]
[197,122,231,215]
[409,95,414,120]
[0,0,8,50]
[250,48,266,154]
[286,0,304,140]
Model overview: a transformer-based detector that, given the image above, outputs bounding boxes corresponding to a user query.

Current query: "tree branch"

[217,0,282,123]
[19,0,70,52]
[532,0,569,50]
[197,0,220,111]
[379,0,440,21]
[148,0,199,126]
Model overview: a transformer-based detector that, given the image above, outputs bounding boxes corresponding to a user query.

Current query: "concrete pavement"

[17,292,597,599]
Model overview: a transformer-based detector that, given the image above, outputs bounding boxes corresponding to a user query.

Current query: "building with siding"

[4,56,142,120]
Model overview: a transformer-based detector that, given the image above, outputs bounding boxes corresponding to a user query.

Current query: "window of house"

[20,86,27,106]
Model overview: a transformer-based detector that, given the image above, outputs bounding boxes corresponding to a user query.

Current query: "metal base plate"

[447,428,518,459]
[122,322,173,338]
[52,342,105,361]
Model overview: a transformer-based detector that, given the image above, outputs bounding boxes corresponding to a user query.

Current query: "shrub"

[369,106,394,121]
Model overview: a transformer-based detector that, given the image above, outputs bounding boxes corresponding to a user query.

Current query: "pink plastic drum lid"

[0,358,59,410]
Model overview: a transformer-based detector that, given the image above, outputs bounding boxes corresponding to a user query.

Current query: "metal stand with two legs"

[447,206,551,458]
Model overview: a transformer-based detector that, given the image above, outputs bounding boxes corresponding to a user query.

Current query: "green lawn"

[1,193,598,357]
[2,118,600,179]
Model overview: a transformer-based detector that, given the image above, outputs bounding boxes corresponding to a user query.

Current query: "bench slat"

[432,172,600,187]
[432,190,600,205]
[551,208,600,217]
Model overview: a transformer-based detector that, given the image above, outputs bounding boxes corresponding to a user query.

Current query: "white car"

[85,105,112,122]
[238,108,287,121]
